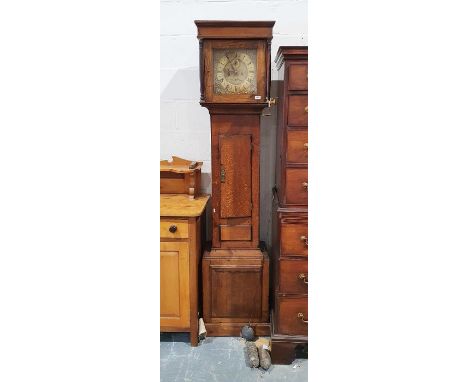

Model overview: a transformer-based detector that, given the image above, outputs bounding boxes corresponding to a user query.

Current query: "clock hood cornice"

[195,20,275,40]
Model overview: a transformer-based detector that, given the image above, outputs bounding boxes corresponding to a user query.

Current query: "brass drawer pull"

[303,142,308,149]
[169,225,177,233]
[300,235,308,246]
[297,312,308,323]
[302,182,308,189]
[298,273,308,284]
[305,106,308,113]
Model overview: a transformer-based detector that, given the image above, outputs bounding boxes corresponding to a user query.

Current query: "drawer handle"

[298,273,308,284]
[305,106,308,113]
[300,235,308,246]
[169,225,177,233]
[303,142,308,149]
[297,312,308,324]
[302,182,308,189]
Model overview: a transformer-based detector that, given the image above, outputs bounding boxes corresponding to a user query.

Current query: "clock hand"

[225,54,234,65]
[224,55,234,76]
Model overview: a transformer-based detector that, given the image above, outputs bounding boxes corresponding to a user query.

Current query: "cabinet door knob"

[302,182,308,189]
[304,142,308,149]
[297,312,308,323]
[305,106,308,113]
[298,273,308,284]
[169,225,177,233]
[300,235,308,246]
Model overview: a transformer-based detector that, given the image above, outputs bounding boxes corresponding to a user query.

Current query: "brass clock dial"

[213,49,257,94]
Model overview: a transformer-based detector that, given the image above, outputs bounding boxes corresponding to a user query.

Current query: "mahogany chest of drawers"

[271,46,308,364]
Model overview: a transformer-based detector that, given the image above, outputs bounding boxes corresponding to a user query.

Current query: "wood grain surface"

[286,129,308,164]
[220,134,252,218]
[160,241,190,328]
[287,95,308,126]
[160,194,209,217]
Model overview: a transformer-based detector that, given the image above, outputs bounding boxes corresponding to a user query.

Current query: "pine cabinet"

[160,194,209,346]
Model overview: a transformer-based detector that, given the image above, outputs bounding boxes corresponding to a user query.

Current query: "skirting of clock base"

[204,322,270,337]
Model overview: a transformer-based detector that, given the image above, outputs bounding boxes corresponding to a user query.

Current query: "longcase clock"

[195,20,275,336]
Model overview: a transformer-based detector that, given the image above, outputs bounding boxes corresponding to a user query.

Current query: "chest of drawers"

[160,194,209,346]
[271,46,308,364]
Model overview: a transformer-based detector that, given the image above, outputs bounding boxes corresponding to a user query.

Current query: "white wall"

[160,0,308,244]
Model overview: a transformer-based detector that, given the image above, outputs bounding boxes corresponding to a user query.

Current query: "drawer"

[286,129,308,164]
[160,219,189,239]
[288,64,308,91]
[284,168,308,205]
[287,95,308,126]
[276,296,308,335]
[279,259,308,294]
[280,219,308,257]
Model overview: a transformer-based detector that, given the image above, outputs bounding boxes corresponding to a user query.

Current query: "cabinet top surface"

[160,194,210,217]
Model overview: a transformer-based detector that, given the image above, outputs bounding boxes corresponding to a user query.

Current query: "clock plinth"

[201,248,269,336]
[196,20,275,335]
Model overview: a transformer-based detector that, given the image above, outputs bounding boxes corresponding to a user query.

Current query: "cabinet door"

[219,134,252,219]
[160,241,190,329]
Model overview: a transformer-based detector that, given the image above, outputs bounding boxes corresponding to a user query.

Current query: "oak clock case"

[195,20,274,337]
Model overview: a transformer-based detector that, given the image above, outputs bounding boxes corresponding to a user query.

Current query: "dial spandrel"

[213,49,257,95]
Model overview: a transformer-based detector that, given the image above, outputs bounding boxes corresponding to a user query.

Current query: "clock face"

[213,49,257,95]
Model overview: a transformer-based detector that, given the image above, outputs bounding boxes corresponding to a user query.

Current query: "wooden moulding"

[274,46,308,70]
[204,322,270,337]
[160,156,203,199]
[195,20,275,40]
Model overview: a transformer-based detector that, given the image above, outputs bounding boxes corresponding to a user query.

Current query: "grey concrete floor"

[160,333,308,382]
